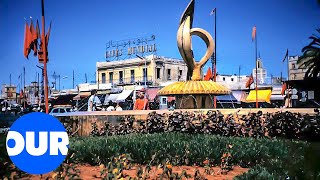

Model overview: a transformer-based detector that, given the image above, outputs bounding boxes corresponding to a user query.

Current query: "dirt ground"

[24,164,248,180]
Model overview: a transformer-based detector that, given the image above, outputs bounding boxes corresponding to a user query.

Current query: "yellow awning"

[158,81,231,95]
[245,89,272,103]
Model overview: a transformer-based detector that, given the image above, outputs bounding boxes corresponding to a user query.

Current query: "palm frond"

[301,45,320,53]
[299,28,320,78]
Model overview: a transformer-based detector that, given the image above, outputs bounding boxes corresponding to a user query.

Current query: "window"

[161,97,167,105]
[52,109,59,113]
[167,69,171,80]
[109,72,113,83]
[119,71,123,83]
[130,70,135,83]
[102,73,106,83]
[292,63,296,69]
[178,70,182,80]
[223,77,226,81]
[156,68,161,79]
[231,78,234,81]
[143,68,148,82]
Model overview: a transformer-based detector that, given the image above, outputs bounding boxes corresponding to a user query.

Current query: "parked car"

[49,107,73,115]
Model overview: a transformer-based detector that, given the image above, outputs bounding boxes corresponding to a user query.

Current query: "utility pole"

[210,8,217,108]
[9,74,11,86]
[253,26,258,108]
[85,73,87,83]
[238,65,241,82]
[36,65,44,105]
[23,67,26,90]
[58,75,60,91]
[40,0,49,113]
[23,67,26,109]
[72,70,75,88]
[20,73,22,94]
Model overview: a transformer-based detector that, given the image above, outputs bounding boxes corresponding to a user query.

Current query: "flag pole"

[213,8,217,109]
[255,27,258,108]
[23,66,26,108]
[41,0,49,113]
[287,50,290,107]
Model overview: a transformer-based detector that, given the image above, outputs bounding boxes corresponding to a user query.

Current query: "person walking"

[87,89,97,111]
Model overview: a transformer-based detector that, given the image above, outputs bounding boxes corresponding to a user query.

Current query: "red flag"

[33,20,40,56]
[29,19,39,56]
[45,21,52,47]
[36,20,40,39]
[23,22,32,59]
[245,74,254,88]
[252,26,256,42]
[204,67,212,81]
[281,83,287,95]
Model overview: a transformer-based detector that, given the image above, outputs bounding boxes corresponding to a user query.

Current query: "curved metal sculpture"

[177,0,214,81]
[158,0,229,109]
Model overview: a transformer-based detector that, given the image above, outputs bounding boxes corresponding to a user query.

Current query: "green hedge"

[69,133,315,178]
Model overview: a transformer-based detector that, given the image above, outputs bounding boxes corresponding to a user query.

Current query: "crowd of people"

[86,89,160,112]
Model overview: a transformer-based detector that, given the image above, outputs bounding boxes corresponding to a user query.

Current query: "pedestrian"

[116,103,123,111]
[107,103,115,111]
[87,89,97,111]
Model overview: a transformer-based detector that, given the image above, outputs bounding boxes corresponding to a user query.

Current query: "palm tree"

[297,29,320,79]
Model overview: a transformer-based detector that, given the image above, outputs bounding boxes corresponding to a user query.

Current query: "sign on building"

[105,35,157,61]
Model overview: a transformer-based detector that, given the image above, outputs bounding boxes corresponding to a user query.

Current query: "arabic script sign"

[106,35,157,61]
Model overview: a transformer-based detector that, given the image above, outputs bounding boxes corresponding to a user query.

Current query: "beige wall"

[96,56,187,86]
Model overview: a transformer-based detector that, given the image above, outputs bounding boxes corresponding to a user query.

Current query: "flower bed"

[88,110,320,141]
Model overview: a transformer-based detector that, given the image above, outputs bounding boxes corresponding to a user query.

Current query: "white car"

[49,107,73,115]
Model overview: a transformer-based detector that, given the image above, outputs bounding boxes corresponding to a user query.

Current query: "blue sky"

[0,0,319,90]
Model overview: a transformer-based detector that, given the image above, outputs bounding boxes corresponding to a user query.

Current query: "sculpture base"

[175,94,215,109]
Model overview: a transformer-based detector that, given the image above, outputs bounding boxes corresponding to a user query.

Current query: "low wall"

[55,108,316,136]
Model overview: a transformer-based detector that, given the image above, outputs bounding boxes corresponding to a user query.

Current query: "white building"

[216,74,250,90]
[252,58,267,84]
[288,56,307,80]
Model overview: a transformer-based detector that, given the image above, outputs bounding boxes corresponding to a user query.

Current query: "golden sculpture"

[177,0,214,81]
[158,0,230,109]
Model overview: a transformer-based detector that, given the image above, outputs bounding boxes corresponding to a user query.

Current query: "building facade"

[252,58,267,84]
[96,55,188,87]
[216,74,250,90]
[288,56,307,80]
[24,82,40,105]
[1,84,17,103]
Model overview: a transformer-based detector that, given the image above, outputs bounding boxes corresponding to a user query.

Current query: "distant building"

[216,74,250,90]
[288,56,307,80]
[1,84,17,103]
[96,55,188,87]
[252,58,267,84]
[24,82,40,105]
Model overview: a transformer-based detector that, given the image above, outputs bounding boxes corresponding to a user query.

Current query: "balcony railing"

[101,76,153,86]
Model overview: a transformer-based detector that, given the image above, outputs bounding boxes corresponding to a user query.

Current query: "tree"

[297,29,320,79]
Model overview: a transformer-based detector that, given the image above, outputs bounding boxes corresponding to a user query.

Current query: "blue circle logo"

[6,112,69,175]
